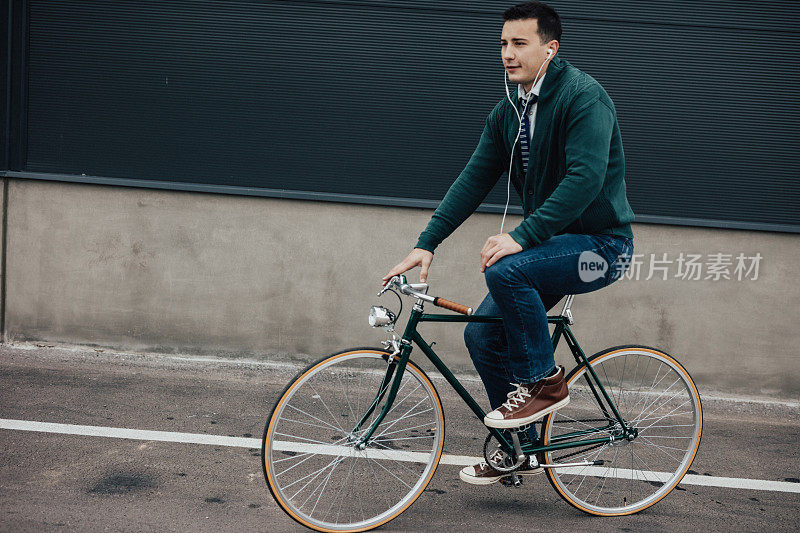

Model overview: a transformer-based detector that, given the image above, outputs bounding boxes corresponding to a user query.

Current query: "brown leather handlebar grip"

[433,297,473,316]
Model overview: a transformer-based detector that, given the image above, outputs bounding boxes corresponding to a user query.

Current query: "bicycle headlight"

[369,306,396,327]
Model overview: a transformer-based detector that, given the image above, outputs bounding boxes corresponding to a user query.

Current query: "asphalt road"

[1,343,798,532]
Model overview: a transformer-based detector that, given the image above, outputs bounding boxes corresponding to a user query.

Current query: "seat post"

[560,295,575,324]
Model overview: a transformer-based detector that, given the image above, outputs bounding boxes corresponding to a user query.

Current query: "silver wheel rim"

[544,348,702,515]
[265,351,443,531]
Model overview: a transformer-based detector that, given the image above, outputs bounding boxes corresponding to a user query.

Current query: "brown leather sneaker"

[483,366,569,429]
[459,450,543,485]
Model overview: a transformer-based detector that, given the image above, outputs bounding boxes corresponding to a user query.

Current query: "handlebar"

[432,297,473,316]
[381,276,473,316]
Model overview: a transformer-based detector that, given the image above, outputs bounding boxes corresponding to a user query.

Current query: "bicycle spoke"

[628,446,635,506]
[281,416,345,432]
[638,437,686,459]
[273,432,345,447]
[627,355,641,418]
[378,381,422,420]
[372,398,431,440]
[566,445,608,494]
[287,453,346,498]
[636,401,692,430]
[309,454,348,517]
[634,410,694,425]
[286,404,349,436]
[629,446,660,485]
[371,421,437,438]
[632,382,687,426]
[372,434,436,443]
[592,445,620,506]
[308,382,348,435]
[637,434,693,439]
[336,372,358,425]
[624,356,652,421]
[276,441,345,477]
[628,361,667,417]
[614,355,629,416]
[366,455,413,490]
[272,449,317,464]
[638,423,695,430]
[326,454,356,522]
[303,455,346,514]
[632,377,682,424]
[369,441,427,479]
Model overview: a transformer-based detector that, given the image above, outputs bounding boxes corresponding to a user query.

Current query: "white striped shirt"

[517,71,547,140]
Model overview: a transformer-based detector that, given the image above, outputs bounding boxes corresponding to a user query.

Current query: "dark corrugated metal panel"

[25,0,800,229]
[561,17,800,227]
[286,0,800,32]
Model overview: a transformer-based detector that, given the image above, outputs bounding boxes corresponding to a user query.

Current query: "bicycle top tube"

[380,275,575,325]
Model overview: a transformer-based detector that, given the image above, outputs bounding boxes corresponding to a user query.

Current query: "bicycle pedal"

[499,474,523,488]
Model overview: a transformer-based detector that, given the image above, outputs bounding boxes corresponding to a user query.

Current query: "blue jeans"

[464,233,633,441]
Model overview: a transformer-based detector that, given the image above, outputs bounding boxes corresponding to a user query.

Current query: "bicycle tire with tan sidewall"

[542,344,703,516]
[262,348,445,532]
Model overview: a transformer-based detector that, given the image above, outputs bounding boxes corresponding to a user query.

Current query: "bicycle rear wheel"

[542,345,702,516]
[262,348,444,532]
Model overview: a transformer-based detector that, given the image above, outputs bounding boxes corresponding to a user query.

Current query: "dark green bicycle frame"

[357,305,635,456]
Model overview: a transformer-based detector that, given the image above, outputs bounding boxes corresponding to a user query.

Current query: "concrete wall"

[5,178,800,399]
[1,178,5,337]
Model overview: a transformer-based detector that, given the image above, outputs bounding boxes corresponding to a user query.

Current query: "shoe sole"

[459,468,544,486]
[483,396,571,429]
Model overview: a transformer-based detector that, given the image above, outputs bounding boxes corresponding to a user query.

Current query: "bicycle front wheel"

[262,348,445,532]
[542,345,702,516]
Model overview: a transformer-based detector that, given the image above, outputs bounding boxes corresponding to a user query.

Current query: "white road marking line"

[2,418,798,494]
[0,418,256,448]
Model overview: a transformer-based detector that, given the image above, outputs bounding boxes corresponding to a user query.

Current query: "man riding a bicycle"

[383,1,635,485]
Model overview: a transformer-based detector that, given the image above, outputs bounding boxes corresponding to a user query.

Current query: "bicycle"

[261,275,703,532]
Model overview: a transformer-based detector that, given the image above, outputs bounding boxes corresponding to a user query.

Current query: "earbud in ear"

[546,49,553,57]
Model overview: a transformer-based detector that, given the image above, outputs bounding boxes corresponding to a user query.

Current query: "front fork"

[348,361,396,440]
[354,305,423,448]
[351,347,411,448]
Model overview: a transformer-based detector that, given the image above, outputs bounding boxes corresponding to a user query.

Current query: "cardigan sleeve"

[415,108,506,253]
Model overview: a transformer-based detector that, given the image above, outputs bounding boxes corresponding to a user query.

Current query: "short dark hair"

[503,2,562,43]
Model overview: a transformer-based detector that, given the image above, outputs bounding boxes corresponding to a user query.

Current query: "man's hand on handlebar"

[382,248,434,286]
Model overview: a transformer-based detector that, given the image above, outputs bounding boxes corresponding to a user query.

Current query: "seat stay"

[562,324,628,428]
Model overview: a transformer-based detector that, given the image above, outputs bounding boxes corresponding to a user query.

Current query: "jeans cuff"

[512,365,556,385]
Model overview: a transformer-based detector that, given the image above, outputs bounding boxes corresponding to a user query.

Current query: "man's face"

[501,19,552,89]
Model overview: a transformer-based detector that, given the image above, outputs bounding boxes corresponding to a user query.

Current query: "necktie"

[519,95,538,175]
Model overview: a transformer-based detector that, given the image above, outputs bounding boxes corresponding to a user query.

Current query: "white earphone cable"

[500,50,553,234]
